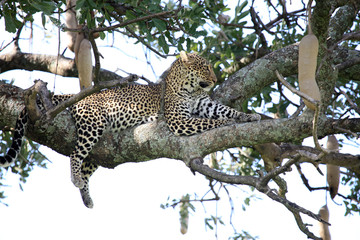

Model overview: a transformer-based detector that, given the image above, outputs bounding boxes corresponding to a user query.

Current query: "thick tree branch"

[211,44,299,108]
[0,50,121,81]
[332,47,360,80]
[212,43,360,111]
[327,4,358,46]
[2,43,359,110]
[280,143,360,173]
[1,84,359,173]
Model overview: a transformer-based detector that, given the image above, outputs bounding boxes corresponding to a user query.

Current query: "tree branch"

[211,33,360,111]
[259,157,299,187]
[1,83,359,173]
[211,44,299,108]
[189,158,326,240]
[89,10,174,33]
[327,4,358,46]
[280,143,360,174]
[0,50,121,81]
[337,88,360,115]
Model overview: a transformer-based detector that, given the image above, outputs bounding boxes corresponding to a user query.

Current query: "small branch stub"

[23,80,49,122]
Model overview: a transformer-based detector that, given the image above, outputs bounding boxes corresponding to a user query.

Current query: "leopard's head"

[167,51,217,94]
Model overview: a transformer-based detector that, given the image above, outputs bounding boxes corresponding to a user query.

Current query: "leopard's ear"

[180,51,189,63]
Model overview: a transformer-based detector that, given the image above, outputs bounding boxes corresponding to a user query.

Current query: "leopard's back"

[69,84,161,132]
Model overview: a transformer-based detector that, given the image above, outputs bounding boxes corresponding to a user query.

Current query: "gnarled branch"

[0,50,121,81]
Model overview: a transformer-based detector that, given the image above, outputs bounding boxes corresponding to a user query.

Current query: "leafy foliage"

[0,130,48,204]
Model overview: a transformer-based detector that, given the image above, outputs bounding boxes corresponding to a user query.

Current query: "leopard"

[0,51,260,208]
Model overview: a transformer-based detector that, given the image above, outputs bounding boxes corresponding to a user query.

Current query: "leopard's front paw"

[72,174,85,189]
[249,113,261,122]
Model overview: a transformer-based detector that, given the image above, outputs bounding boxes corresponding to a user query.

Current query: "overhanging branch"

[212,41,360,108]
[0,50,121,81]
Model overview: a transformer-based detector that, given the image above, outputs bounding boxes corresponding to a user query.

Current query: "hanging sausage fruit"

[298,1,321,110]
[326,135,340,199]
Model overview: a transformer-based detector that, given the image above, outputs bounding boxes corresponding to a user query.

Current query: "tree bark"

[0,48,121,81]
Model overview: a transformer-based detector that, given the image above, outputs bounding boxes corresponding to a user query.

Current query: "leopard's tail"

[0,94,74,167]
[0,108,28,167]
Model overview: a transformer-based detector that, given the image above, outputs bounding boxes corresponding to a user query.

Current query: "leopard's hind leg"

[79,161,98,208]
[70,115,106,189]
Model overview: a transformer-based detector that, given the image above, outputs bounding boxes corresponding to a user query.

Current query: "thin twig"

[13,16,27,51]
[275,70,319,105]
[275,70,329,155]
[290,101,305,118]
[335,57,360,71]
[189,158,327,239]
[337,193,360,204]
[295,164,328,192]
[334,126,359,139]
[289,211,322,240]
[91,10,174,33]
[115,67,153,85]
[337,88,360,115]
[107,9,168,59]
[260,156,300,187]
[88,33,101,85]
[277,80,300,108]
[125,26,167,58]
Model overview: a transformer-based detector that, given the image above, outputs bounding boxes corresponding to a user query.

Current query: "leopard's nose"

[199,82,210,88]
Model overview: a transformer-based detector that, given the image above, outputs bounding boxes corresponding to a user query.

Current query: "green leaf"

[99,32,106,40]
[49,16,63,29]
[237,10,249,20]
[76,0,86,9]
[236,0,248,15]
[125,9,136,20]
[29,1,56,15]
[86,0,96,8]
[244,197,250,206]
[205,218,214,230]
[153,18,167,32]
[193,30,207,38]
[158,35,169,54]
[186,38,191,51]
[4,10,17,33]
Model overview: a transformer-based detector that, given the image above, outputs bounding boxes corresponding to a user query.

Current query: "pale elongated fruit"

[179,195,189,235]
[318,205,331,240]
[298,6,321,111]
[77,39,93,89]
[298,34,321,110]
[326,135,340,199]
[65,0,78,52]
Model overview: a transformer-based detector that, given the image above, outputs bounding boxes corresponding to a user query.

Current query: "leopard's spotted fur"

[0,52,260,208]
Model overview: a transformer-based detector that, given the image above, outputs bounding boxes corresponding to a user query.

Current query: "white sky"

[0,1,359,239]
